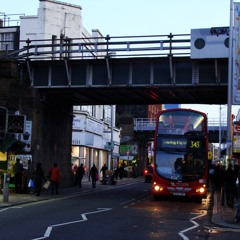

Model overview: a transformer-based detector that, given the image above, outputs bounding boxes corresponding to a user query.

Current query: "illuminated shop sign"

[158,138,202,150]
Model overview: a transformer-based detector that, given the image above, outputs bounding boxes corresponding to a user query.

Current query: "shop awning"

[0,135,17,153]
[0,133,27,154]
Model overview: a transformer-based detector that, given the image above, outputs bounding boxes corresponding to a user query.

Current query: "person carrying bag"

[48,163,60,195]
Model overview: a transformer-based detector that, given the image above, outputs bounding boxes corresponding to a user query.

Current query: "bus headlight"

[196,187,205,193]
[154,185,163,192]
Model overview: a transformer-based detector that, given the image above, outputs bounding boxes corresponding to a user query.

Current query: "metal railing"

[134,118,227,131]
[1,33,191,60]
[0,13,24,27]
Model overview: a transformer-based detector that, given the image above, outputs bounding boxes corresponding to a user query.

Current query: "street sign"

[7,115,26,134]
[233,135,240,153]
[234,124,240,133]
[21,121,32,152]
[104,141,114,150]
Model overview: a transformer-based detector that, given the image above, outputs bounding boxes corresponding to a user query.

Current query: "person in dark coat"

[213,164,222,190]
[34,162,46,196]
[119,164,125,179]
[89,164,98,188]
[14,158,24,194]
[224,163,237,208]
[26,160,35,193]
[235,169,240,222]
[77,164,85,188]
[114,166,119,179]
[100,163,108,181]
[237,169,240,204]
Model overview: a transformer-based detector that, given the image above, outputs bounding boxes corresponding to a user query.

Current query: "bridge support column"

[32,97,73,187]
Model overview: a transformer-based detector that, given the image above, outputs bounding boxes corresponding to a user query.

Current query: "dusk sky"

[1,0,238,119]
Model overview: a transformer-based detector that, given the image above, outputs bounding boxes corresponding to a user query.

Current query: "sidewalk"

[0,177,141,208]
[211,190,240,229]
[1,179,240,230]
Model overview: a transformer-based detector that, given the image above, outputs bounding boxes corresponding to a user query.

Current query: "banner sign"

[233,2,240,104]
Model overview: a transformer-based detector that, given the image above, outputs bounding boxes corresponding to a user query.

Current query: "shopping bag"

[43,180,50,189]
[28,179,34,188]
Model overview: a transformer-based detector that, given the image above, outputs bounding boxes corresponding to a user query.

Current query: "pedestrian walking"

[209,164,215,188]
[26,160,34,193]
[14,158,24,194]
[235,203,240,223]
[89,164,98,188]
[224,163,237,208]
[34,162,46,196]
[236,169,240,223]
[77,163,85,188]
[234,164,239,201]
[100,163,108,181]
[213,164,222,190]
[119,164,124,179]
[72,163,78,186]
[114,166,119,180]
[237,169,240,204]
[48,163,60,195]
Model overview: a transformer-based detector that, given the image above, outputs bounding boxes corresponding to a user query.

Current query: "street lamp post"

[221,0,234,206]
[110,105,114,170]
[218,105,222,161]
[226,0,234,164]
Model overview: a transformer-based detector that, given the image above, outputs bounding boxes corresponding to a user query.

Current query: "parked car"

[144,165,153,183]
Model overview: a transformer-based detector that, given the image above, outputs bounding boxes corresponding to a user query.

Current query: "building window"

[81,106,93,116]
[0,32,14,51]
[103,106,111,123]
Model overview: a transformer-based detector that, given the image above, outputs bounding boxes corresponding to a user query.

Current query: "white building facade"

[72,105,120,175]
[18,0,120,173]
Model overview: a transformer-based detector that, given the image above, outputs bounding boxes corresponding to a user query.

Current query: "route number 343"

[189,140,200,148]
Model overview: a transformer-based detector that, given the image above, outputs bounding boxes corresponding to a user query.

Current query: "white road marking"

[0,208,9,212]
[178,211,207,240]
[0,206,22,212]
[31,208,112,240]
[120,199,135,205]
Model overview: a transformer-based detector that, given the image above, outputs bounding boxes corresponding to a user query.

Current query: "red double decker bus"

[152,108,208,200]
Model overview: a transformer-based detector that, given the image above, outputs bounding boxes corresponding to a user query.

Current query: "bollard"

[3,173,10,202]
